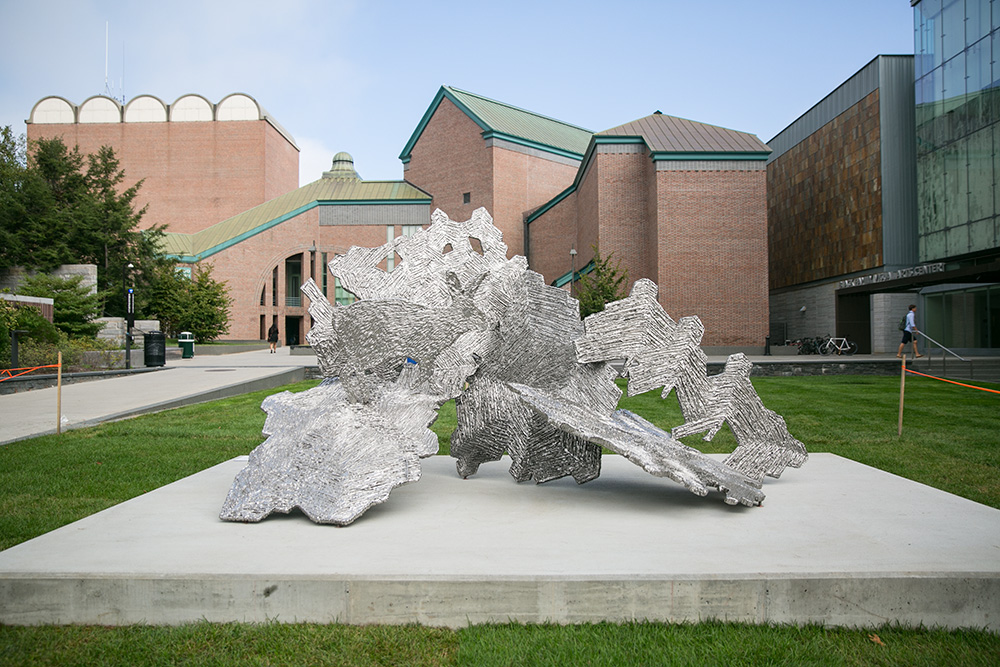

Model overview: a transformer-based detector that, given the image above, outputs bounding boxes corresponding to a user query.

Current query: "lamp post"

[569,248,577,297]
[123,262,134,369]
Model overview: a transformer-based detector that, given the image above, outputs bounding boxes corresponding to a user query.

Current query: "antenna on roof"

[103,21,110,97]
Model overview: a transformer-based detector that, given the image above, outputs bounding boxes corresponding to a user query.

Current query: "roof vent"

[323,151,361,180]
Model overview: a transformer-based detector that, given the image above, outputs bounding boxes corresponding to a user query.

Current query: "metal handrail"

[918,331,967,362]
[918,331,973,381]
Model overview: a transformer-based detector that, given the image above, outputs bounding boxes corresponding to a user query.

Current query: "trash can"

[144,331,166,367]
[178,331,195,359]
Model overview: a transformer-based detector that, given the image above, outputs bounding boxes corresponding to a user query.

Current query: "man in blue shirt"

[897,304,923,359]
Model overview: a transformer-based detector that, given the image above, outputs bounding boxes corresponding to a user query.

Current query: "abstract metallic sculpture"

[221,208,806,525]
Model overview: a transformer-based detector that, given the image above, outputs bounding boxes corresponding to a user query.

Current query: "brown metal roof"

[598,113,769,154]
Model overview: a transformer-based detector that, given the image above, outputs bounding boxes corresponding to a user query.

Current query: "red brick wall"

[655,169,769,346]
[199,208,400,340]
[596,152,652,283]
[525,192,578,283]
[27,119,298,235]
[405,98,579,257]
[404,98,494,237]
[492,146,579,256]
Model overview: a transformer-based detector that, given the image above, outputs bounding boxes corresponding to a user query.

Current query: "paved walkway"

[2,350,993,446]
[0,348,316,445]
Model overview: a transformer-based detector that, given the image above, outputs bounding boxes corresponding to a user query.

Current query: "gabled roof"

[526,114,770,225]
[399,86,593,163]
[160,176,430,262]
[598,113,770,157]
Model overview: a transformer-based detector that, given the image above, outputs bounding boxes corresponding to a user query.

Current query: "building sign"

[838,263,946,290]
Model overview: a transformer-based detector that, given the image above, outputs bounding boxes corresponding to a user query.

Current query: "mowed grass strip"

[1,620,998,666]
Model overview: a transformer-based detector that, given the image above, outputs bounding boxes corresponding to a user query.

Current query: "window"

[334,277,356,306]
[463,192,471,204]
[321,252,328,297]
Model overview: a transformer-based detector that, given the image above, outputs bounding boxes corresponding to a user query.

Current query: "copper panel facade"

[767,90,884,290]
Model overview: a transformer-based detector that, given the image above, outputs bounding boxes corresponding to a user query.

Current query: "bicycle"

[819,335,858,355]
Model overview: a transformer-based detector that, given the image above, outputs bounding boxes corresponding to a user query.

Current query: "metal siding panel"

[319,204,430,227]
[767,57,883,162]
[879,55,919,268]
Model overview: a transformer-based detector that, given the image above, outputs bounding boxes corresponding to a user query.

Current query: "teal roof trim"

[164,200,430,263]
[651,151,769,161]
[482,130,585,160]
[399,86,591,163]
[552,261,595,288]
[525,183,576,225]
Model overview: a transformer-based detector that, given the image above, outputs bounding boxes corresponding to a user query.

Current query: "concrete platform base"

[1,454,997,629]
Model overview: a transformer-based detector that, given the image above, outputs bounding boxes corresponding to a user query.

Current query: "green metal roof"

[160,177,431,262]
[399,86,593,163]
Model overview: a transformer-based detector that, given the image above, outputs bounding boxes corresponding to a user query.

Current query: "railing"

[919,331,973,380]
[285,295,302,308]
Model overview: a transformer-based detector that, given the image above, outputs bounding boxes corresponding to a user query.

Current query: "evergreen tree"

[575,247,630,319]
[142,263,232,341]
[17,273,104,339]
[0,128,162,317]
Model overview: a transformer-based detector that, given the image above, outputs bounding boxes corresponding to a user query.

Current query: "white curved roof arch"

[170,94,213,122]
[29,96,76,124]
[217,93,261,121]
[79,95,122,123]
[124,95,168,122]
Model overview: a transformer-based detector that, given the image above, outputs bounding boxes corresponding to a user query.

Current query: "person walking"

[267,322,279,354]
[897,304,923,359]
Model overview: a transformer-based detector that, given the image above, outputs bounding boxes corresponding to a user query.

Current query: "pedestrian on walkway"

[267,323,279,354]
[897,304,923,359]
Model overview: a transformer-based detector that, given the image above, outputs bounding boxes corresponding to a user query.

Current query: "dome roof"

[323,152,360,180]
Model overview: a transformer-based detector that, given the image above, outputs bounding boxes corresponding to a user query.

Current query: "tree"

[0,129,162,317]
[143,263,232,341]
[575,247,630,319]
[17,273,104,339]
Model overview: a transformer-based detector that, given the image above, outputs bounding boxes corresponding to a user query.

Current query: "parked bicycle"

[819,335,858,356]
[793,337,824,355]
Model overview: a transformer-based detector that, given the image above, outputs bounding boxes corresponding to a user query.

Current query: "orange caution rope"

[0,364,61,382]
[904,368,1000,395]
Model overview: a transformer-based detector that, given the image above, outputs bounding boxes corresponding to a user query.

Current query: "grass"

[1,374,999,663]
[1,620,997,666]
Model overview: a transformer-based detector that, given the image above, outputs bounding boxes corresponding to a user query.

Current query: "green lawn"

[1,374,998,664]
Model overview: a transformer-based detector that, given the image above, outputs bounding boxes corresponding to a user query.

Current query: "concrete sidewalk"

[0,348,316,445]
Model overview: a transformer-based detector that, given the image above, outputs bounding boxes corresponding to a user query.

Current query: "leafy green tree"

[0,129,161,317]
[17,273,104,339]
[575,247,630,319]
[143,263,232,341]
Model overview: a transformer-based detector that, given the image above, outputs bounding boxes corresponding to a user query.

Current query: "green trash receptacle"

[178,331,195,359]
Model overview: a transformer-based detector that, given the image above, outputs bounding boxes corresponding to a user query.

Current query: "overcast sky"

[0,1,915,187]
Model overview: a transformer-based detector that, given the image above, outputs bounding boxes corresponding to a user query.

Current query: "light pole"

[123,262,134,369]
[569,248,577,297]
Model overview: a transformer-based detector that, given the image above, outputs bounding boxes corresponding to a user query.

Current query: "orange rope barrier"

[0,364,61,382]
[904,368,1000,395]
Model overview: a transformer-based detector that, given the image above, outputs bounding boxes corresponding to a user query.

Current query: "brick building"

[405,88,772,348]
[400,87,591,258]
[26,87,773,348]
[161,153,431,344]
[27,93,299,234]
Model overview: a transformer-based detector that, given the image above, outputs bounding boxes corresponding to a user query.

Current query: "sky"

[0,1,916,187]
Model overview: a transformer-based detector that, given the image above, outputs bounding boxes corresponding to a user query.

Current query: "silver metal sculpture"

[221,208,806,525]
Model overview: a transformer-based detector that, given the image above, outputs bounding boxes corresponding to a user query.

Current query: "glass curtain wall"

[914,0,999,262]
[923,283,1000,347]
